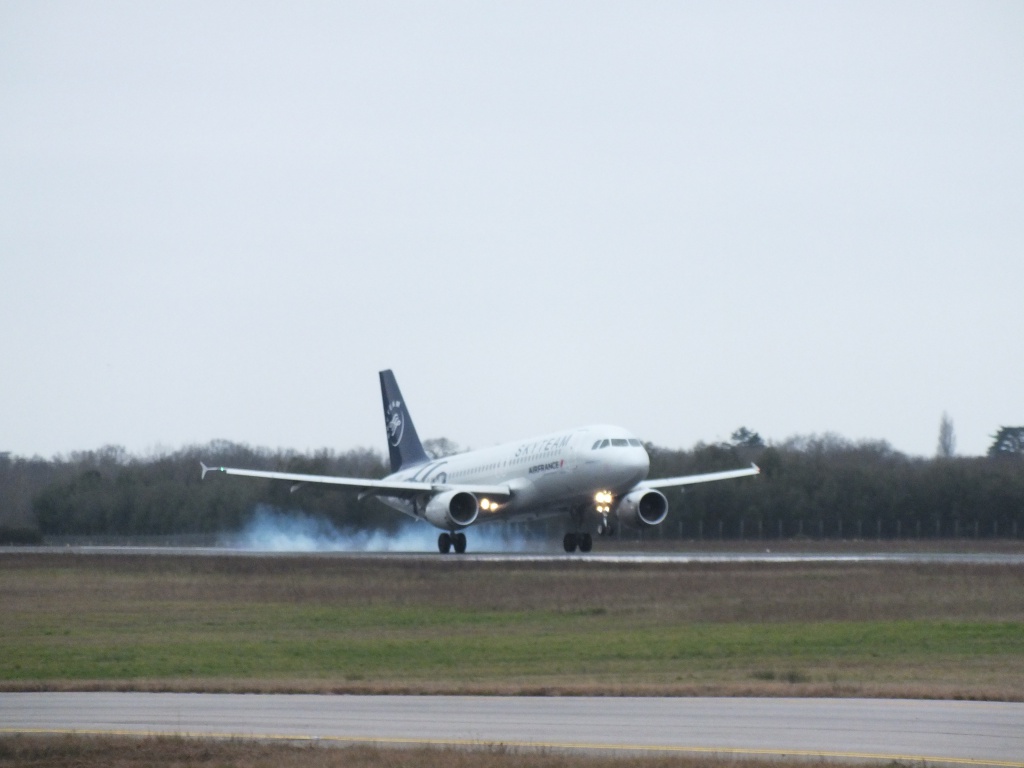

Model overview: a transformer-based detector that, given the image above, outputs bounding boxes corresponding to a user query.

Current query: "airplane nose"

[635,447,650,476]
[621,445,650,486]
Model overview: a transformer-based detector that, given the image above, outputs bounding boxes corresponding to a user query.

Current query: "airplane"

[201,370,760,553]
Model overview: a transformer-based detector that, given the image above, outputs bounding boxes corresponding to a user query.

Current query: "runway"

[2,693,1023,766]
[5,545,1024,565]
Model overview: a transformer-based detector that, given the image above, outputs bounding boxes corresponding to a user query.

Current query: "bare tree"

[937,412,956,458]
[423,437,463,459]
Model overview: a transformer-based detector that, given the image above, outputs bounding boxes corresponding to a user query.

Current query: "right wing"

[640,463,760,489]
[199,462,512,499]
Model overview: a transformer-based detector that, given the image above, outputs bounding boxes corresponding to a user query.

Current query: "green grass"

[2,554,1023,698]
[6,606,1021,687]
[4,618,1019,684]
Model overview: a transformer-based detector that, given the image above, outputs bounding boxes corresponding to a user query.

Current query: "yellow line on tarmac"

[2,727,1022,768]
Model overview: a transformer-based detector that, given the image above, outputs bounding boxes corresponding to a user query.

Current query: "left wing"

[640,463,760,489]
[200,463,512,499]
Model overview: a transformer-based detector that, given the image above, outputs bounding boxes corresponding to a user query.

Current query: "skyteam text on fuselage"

[201,370,760,553]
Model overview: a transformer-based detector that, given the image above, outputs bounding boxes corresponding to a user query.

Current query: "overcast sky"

[2,2,1022,460]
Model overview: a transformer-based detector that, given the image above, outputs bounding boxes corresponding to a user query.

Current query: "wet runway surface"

[2,693,1023,766]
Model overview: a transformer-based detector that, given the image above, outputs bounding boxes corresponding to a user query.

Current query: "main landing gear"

[438,531,467,554]
[563,505,593,553]
[563,532,593,553]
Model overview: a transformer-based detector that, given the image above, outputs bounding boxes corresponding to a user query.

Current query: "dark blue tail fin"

[379,370,429,472]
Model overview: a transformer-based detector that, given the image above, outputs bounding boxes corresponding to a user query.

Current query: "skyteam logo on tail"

[386,400,405,446]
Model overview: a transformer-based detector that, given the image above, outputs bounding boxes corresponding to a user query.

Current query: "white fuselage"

[378,425,650,527]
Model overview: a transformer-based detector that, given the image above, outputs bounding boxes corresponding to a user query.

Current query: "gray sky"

[2,1,1022,460]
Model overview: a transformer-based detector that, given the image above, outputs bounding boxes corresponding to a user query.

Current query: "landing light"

[594,490,613,505]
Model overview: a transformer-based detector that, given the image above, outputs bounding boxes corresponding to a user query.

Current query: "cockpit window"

[599,439,610,448]
[611,438,629,447]
[628,439,642,447]
[591,440,601,450]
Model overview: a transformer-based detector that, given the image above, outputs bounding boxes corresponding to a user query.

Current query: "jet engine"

[614,488,668,527]
[424,490,479,529]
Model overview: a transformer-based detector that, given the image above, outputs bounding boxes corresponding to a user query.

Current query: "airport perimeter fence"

[654,515,1024,541]
[528,515,1024,543]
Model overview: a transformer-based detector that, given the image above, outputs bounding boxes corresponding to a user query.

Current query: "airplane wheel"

[438,532,452,554]
[578,533,593,552]
[563,532,578,553]
[453,532,467,554]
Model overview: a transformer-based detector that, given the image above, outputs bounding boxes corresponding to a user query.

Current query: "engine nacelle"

[614,488,669,528]
[424,490,479,529]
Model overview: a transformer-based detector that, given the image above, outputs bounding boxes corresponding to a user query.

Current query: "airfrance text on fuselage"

[529,461,563,474]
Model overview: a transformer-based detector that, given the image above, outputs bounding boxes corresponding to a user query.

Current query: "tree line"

[1,428,1022,542]
[648,430,1024,540]
[0,442,391,542]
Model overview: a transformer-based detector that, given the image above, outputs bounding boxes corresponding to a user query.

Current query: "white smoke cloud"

[220,505,543,553]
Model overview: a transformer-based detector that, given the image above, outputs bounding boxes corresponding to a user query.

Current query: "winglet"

[200,461,211,480]
[752,463,761,474]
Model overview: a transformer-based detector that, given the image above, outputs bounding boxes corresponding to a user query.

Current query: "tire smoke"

[220,505,540,553]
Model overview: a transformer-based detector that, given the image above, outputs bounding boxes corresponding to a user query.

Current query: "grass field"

[1,553,1023,699]
[0,734,884,768]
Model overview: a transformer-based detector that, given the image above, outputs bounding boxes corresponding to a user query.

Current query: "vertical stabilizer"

[379,370,430,472]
